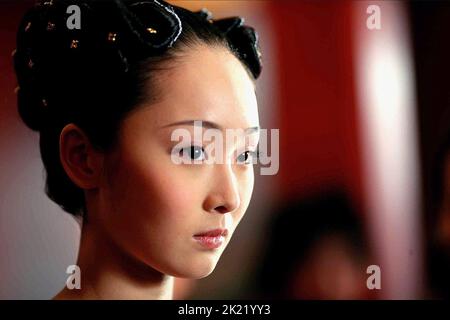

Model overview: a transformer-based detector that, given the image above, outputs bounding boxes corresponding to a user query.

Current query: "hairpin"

[70,39,79,49]
[46,22,56,31]
[108,32,118,42]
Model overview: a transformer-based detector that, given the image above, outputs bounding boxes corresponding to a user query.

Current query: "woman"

[13,0,262,299]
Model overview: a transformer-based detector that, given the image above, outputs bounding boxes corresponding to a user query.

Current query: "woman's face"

[94,45,259,278]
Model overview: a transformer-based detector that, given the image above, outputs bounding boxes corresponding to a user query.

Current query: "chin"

[167,257,220,279]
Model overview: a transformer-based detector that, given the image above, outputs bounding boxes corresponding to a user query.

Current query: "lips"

[194,228,228,237]
[193,228,228,249]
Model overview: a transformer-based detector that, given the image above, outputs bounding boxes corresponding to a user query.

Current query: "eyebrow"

[162,120,260,134]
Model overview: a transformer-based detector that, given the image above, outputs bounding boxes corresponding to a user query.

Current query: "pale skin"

[53,44,260,299]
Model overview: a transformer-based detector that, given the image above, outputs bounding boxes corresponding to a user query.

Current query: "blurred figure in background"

[428,114,450,299]
[253,190,372,299]
[409,1,450,299]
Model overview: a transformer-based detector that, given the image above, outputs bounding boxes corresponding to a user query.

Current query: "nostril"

[214,205,229,214]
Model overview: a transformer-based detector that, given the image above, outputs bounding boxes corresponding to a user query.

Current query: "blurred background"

[1,0,450,299]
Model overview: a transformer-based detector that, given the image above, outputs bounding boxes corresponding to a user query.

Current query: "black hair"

[13,0,262,217]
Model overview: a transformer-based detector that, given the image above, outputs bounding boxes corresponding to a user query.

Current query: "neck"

[55,219,174,300]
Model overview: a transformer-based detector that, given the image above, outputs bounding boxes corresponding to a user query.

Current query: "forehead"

[144,45,259,129]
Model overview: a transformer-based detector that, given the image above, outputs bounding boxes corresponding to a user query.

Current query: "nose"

[203,164,241,214]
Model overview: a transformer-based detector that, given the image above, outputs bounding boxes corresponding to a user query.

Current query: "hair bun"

[118,0,182,55]
[16,86,47,132]
[194,8,213,21]
[13,0,183,132]
[213,17,262,79]
[193,13,262,79]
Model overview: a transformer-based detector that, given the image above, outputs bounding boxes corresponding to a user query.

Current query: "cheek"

[100,151,215,275]
[105,150,202,234]
[233,168,255,225]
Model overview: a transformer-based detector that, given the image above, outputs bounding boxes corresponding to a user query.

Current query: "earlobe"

[59,123,103,190]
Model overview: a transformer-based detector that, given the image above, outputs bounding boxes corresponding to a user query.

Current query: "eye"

[179,146,206,161]
[236,150,258,165]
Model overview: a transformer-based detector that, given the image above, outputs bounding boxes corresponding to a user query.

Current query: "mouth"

[193,228,229,249]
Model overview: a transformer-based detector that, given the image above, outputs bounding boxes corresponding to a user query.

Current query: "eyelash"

[177,146,259,164]
[236,150,259,165]
[178,146,206,161]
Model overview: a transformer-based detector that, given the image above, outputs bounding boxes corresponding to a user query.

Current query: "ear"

[59,123,105,190]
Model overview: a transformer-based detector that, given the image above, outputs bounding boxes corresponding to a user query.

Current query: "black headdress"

[13,0,262,131]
